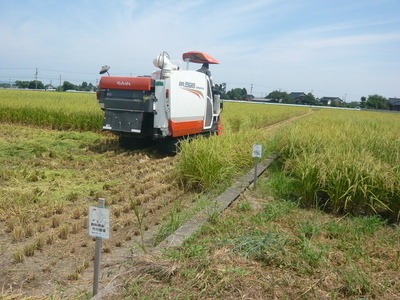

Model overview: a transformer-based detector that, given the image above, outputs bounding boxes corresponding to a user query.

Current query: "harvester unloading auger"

[96,51,223,149]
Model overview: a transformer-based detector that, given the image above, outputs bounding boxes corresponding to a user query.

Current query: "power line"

[0,68,36,70]
[40,68,96,75]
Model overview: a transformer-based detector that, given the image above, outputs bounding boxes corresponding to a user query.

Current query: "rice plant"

[276,109,400,220]
[0,89,102,131]
[177,102,311,190]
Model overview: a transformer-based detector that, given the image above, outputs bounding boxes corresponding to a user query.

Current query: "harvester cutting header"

[96,51,223,148]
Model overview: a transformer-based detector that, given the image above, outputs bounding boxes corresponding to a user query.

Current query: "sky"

[0,0,399,102]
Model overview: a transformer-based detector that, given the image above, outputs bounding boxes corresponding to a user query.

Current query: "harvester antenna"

[160,51,170,77]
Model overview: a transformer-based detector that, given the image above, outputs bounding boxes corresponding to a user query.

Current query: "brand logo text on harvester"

[179,81,195,89]
[117,81,131,86]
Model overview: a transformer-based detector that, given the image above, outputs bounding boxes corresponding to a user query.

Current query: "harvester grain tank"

[96,51,223,148]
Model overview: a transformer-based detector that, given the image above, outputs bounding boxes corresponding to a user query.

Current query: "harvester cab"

[96,51,222,148]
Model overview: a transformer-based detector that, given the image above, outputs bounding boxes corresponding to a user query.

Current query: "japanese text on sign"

[252,143,262,158]
[89,206,110,239]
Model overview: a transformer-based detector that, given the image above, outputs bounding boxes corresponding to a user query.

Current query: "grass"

[153,192,216,245]
[117,176,400,299]
[229,231,289,265]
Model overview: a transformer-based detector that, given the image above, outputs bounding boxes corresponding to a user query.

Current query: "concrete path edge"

[155,153,277,251]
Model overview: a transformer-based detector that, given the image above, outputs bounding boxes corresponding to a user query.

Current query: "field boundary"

[155,153,278,251]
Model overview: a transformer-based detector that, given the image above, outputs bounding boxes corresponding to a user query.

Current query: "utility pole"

[251,84,253,95]
[35,68,38,90]
[59,75,62,91]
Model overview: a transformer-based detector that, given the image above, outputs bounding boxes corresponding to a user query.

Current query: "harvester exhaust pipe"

[153,52,178,78]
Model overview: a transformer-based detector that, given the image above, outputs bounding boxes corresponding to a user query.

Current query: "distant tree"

[226,88,247,100]
[345,101,360,108]
[15,80,30,89]
[267,90,292,103]
[0,83,11,88]
[330,99,345,107]
[300,92,320,105]
[28,80,44,89]
[80,81,89,91]
[62,81,78,91]
[15,80,44,89]
[214,83,228,99]
[364,94,387,109]
[360,96,366,108]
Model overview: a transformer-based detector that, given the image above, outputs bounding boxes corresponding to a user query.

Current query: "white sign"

[252,143,262,158]
[89,206,110,239]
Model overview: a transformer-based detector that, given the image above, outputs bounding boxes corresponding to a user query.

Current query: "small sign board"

[252,143,262,158]
[89,206,110,239]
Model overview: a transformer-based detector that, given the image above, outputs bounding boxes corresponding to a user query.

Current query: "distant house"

[320,97,343,106]
[388,98,400,111]
[289,92,306,103]
[242,94,255,100]
[242,94,277,103]
[45,84,55,91]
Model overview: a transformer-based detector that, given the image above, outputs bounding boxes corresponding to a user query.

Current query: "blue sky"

[1,0,399,102]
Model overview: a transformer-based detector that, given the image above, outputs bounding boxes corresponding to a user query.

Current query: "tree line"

[0,80,95,92]
[1,80,391,110]
[215,85,390,109]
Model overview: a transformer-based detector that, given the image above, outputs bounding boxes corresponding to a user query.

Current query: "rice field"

[276,109,400,221]
[177,102,313,189]
[0,89,102,131]
[1,89,400,298]
[1,89,398,220]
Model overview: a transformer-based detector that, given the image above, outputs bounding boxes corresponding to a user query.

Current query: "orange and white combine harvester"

[96,51,223,148]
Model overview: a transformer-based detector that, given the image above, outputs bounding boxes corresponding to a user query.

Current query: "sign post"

[252,143,262,189]
[89,198,110,296]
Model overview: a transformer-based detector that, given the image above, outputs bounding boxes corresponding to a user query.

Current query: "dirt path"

[263,110,316,132]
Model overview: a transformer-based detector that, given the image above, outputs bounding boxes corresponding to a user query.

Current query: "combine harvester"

[96,51,223,150]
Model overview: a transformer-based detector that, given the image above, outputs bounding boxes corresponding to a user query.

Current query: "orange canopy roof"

[182,51,219,64]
